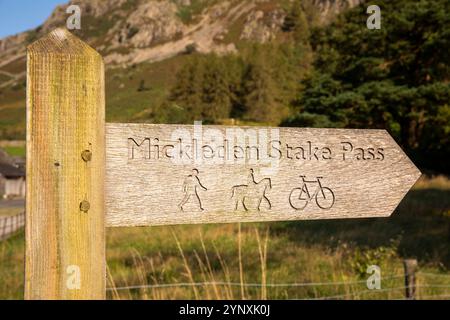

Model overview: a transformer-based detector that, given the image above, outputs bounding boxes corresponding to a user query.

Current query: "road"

[0,199,25,209]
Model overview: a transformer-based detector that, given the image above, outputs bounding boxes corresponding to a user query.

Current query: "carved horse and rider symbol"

[231,169,272,211]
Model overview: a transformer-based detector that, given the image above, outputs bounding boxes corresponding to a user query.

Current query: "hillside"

[0,0,360,139]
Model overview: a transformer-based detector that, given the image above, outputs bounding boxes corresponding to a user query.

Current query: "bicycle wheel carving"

[289,187,308,210]
[315,187,335,209]
[289,176,335,211]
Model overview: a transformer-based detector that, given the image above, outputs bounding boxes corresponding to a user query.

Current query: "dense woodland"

[163,0,449,173]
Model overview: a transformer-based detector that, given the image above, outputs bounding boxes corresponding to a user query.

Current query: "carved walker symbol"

[179,169,207,211]
[289,176,335,210]
[231,169,272,211]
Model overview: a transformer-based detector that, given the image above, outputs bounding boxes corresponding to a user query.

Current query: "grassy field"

[0,175,449,300]
[1,146,25,157]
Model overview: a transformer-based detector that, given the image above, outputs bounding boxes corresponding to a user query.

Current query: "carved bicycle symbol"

[289,176,335,210]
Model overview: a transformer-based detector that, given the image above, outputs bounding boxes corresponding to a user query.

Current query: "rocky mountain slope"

[0,0,361,139]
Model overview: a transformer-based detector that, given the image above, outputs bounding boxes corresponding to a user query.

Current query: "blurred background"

[0,0,448,299]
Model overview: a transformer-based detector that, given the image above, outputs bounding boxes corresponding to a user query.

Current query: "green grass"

[1,175,449,300]
[221,13,247,45]
[0,74,11,82]
[0,63,26,140]
[2,146,25,157]
[0,232,24,299]
[175,0,221,24]
[0,99,26,140]
[106,55,190,123]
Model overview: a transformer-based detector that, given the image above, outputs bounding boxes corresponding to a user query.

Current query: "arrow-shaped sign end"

[381,130,422,217]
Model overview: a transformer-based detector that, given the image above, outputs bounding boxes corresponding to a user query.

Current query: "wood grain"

[26,28,105,300]
[105,123,421,227]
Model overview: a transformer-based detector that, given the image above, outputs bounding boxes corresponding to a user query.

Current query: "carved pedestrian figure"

[179,169,208,211]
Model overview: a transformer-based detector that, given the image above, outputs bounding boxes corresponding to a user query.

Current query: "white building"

[0,147,25,199]
[0,162,25,199]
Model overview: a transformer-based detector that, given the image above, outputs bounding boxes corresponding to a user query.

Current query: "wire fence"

[0,211,25,241]
[107,273,450,300]
[108,274,406,291]
[418,272,450,278]
[312,284,450,300]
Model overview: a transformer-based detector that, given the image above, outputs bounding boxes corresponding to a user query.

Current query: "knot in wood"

[81,150,92,162]
[79,200,91,213]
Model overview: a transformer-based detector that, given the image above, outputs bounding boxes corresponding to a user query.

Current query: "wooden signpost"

[106,123,420,226]
[25,29,421,299]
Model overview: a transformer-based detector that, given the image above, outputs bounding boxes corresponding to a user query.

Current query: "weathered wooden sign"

[106,123,421,227]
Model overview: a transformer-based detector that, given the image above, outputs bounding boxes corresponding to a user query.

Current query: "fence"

[105,263,449,300]
[0,211,25,241]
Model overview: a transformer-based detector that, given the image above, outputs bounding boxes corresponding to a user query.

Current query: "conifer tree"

[168,57,205,121]
[282,0,310,44]
[201,56,233,121]
[293,0,450,172]
[242,54,281,123]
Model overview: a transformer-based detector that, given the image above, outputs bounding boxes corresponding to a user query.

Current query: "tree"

[295,0,450,172]
[282,1,300,32]
[242,54,283,123]
[201,56,233,121]
[167,55,243,123]
[282,0,310,44]
[168,57,205,121]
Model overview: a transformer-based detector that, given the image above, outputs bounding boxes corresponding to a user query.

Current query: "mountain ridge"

[0,0,362,139]
[0,0,361,70]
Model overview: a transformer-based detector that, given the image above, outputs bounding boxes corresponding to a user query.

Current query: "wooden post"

[403,259,418,300]
[25,28,105,300]
[0,218,6,240]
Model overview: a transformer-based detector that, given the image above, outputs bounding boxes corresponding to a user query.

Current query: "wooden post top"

[28,28,101,57]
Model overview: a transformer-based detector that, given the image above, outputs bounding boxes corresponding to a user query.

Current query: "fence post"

[0,217,5,240]
[403,259,418,300]
[25,28,105,299]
